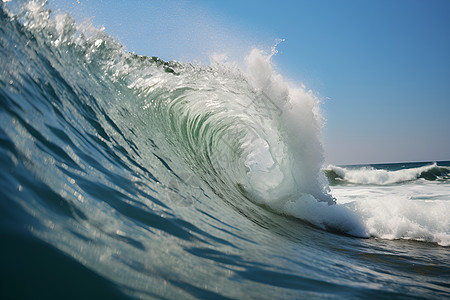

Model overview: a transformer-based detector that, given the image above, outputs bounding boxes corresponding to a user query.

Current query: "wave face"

[1,2,449,299]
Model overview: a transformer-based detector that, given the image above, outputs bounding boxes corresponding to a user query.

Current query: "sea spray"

[244,48,333,203]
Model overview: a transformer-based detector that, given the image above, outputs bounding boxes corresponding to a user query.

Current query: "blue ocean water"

[1,2,449,299]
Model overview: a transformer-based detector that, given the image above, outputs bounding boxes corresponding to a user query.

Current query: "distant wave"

[324,163,450,185]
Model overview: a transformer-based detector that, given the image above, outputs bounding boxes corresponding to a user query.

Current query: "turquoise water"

[1,2,449,299]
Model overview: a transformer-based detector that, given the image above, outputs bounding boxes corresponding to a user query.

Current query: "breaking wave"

[325,163,450,185]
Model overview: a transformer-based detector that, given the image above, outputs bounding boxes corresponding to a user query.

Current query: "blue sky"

[49,0,450,165]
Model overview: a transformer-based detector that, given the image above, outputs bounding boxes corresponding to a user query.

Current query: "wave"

[1,0,448,255]
[324,163,450,185]
[0,1,341,227]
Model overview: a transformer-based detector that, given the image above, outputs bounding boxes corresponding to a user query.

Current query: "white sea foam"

[331,183,450,246]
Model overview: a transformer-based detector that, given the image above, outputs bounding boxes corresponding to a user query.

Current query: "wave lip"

[325,163,449,185]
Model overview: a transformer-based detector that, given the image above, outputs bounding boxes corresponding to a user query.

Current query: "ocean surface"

[1,2,449,299]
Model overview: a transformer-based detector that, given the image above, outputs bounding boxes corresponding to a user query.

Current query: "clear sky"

[49,0,450,165]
